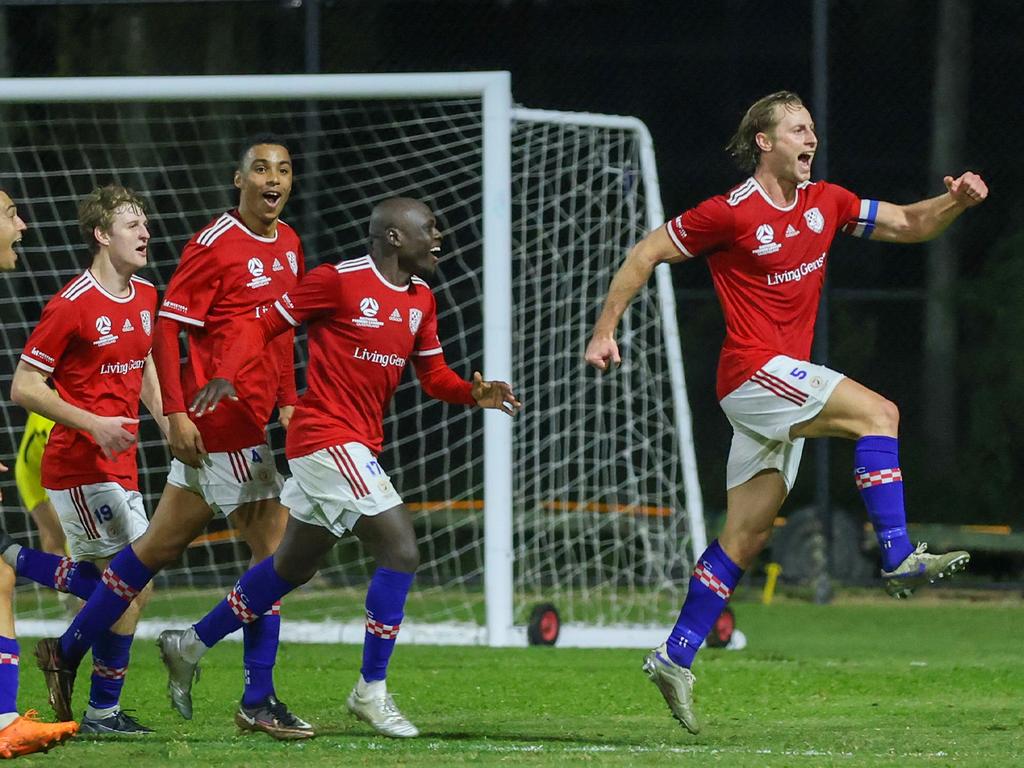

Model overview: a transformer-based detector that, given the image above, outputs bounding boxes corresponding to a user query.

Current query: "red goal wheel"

[704,605,736,648]
[527,603,561,646]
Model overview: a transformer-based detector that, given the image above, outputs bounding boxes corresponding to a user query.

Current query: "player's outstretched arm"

[10,361,138,459]
[189,309,290,418]
[585,227,679,371]
[470,371,521,417]
[869,171,988,244]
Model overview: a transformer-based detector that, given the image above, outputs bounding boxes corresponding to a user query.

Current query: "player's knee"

[272,551,318,587]
[381,540,420,573]
[866,397,899,436]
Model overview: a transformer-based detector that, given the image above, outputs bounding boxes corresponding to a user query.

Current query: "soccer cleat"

[0,710,78,758]
[346,685,420,738]
[642,643,701,734]
[33,637,77,722]
[156,629,201,720]
[235,695,315,740]
[79,709,154,735]
[881,542,970,599]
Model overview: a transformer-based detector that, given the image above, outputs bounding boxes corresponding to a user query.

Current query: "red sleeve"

[153,315,187,414]
[158,238,222,327]
[275,337,299,408]
[213,311,292,382]
[412,289,442,357]
[20,296,76,375]
[412,352,475,406]
[274,263,342,326]
[664,195,734,258]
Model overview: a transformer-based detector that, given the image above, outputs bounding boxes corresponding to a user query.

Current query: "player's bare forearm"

[140,354,171,438]
[11,362,98,436]
[11,362,138,457]
[871,172,988,243]
[167,411,206,467]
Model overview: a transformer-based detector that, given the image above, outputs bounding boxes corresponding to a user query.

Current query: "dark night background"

[1,0,1022,537]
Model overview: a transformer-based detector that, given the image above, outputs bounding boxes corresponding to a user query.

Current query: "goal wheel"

[704,605,736,648]
[527,603,561,646]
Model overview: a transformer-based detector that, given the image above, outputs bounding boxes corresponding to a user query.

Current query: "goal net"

[0,74,703,647]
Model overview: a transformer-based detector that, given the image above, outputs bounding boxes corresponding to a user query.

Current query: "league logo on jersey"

[93,315,119,347]
[804,207,825,234]
[354,297,384,329]
[409,308,423,335]
[752,224,782,256]
[140,310,152,336]
[286,250,299,275]
[246,257,271,289]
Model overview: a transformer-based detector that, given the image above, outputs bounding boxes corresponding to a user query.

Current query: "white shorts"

[719,355,845,491]
[47,482,149,561]
[282,442,403,538]
[166,443,284,517]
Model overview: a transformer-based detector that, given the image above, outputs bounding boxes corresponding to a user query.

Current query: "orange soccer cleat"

[0,710,78,759]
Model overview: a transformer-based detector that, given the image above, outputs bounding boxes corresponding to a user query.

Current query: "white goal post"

[0,72,705,648]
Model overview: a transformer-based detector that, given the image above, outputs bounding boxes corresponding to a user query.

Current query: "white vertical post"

[481,72,515,646]
[634,123,708,559]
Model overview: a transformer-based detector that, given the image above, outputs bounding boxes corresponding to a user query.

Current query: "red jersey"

[665,178,879,399]
[20,271,158,491]
[270,256,457,458]
[157,210,303,451]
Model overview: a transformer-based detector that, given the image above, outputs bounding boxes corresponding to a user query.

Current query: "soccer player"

[158,197,520,739]
[0,187,78,758]
[30,137,312,741]
[7,184,166,735]
[584,91,987,734]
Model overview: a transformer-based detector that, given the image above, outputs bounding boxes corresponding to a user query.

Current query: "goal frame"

[1,72,705,647]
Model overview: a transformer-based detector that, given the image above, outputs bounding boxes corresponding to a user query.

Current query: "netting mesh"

[0,94,691,636]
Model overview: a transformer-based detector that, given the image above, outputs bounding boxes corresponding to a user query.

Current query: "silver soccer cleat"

[156,629,201,720]
[881,542,970,599]
[642,643,700,734]
[346,684,420,738]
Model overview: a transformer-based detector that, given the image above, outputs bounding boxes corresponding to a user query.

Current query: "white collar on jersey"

[748,177,812,212]
[85,269,137,303]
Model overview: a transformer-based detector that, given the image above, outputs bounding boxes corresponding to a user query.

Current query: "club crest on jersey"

[93,315,118,347]
[409,308,423,334]
[804,207,825,234]
[354,297,384,329]
[246,257,271,289]
[286,250,299,275]
[752,223,782,256]
[140,310,152,336]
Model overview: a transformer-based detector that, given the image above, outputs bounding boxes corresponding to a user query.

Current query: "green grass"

[14,596,1024,767]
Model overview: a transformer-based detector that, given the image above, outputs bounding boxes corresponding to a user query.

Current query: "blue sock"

[361,568,414,682]
[89,630,133,710]
[194,558,294,648]
[60,546,153,667]
[666,540,743,668]
[242,601,280,707]
[16,549,101,600]
[855,436,914,571]
[0,637,18,715]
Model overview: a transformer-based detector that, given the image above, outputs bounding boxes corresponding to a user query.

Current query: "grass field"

[14,594,1024,767]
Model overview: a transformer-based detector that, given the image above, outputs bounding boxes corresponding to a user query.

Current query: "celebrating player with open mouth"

[158,197,520,739]
[585,90,987,734]
[28,138,312,740]
[0,188,79,758]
